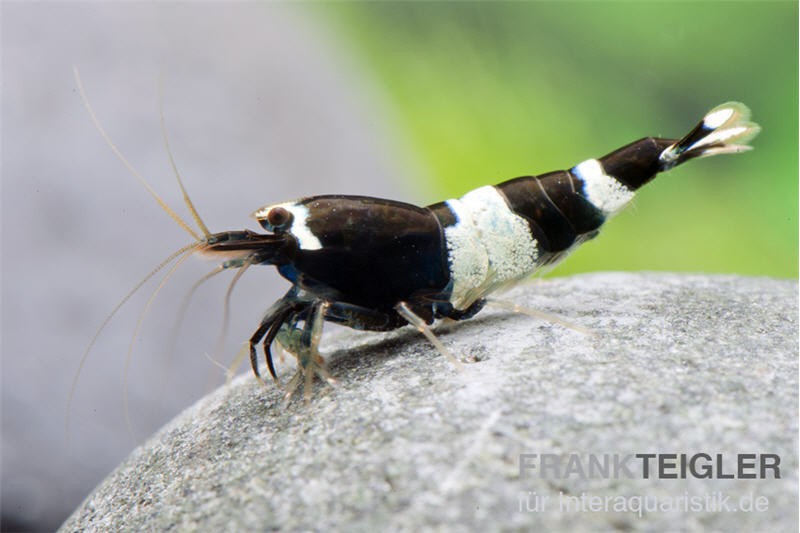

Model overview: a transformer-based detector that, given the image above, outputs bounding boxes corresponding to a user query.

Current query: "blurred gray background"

[2,3,410,530]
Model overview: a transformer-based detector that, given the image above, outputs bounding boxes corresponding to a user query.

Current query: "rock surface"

[60,273,798,532]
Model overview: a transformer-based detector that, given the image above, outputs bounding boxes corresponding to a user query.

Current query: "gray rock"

[60,273,798,532]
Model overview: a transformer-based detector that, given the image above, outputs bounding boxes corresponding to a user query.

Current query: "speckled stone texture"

[60,273,798,532]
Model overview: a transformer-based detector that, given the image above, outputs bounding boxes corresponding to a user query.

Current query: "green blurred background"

[310,1,797,278]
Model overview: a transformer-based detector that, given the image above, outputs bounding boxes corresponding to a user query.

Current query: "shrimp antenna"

[69,68,214,436]
[72,66,202,241]
[163,264,228,380]
[122,244,198,437]
[158,75,211,238]
[66,242,199,435]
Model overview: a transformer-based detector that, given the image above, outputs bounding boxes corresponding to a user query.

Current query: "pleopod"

[75,71,759,402]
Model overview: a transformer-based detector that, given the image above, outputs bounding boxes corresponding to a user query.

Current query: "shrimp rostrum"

[78,75,759,402]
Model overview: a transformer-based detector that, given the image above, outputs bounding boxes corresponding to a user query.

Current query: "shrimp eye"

[266,206,293,229]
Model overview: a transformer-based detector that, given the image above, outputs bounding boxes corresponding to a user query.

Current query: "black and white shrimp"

[77,76,759,402]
